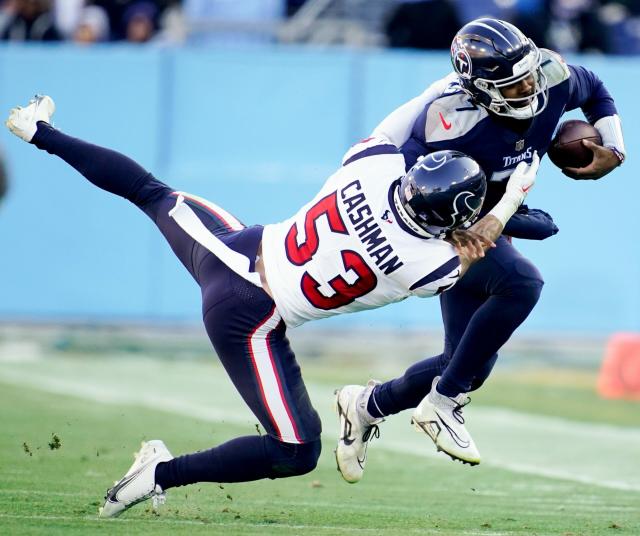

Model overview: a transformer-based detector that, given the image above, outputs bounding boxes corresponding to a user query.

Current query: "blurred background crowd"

[0,0,639,54]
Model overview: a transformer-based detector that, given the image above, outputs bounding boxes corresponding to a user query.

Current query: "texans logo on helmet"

[417,152,448,171]
[451,37,472,79]
[449,191,479,227]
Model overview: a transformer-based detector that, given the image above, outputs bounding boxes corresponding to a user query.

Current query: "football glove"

[505,151,539,206]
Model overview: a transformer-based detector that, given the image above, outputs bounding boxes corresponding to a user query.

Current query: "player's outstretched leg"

[411,376,480,465]
[6,94,170,210]
[5,95,206,280]
[99,440,174,518]
[334,380,384,483]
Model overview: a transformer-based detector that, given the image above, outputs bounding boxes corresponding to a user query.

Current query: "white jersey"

[261,138,461,327]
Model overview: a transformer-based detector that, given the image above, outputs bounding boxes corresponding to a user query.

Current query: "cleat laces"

[362,423,380,443]
[452,396,470,424]
[357,423,381,467]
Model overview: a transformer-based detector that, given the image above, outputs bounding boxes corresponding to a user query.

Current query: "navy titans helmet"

[398,151,487,239]
[451,18,548,120]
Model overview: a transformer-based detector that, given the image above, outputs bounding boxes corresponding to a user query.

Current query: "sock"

[155,436,272,489]
[365,386,385,419]
[31,122,167,206]
[155,434,320,489]
[368,354,448,416]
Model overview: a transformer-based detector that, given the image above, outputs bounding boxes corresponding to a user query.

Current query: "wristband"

[609,146,625,165]
[487,196,520,227]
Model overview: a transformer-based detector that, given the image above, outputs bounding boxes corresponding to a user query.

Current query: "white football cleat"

[411,377,480,465]
[5,94,55,142]
[334,380,383,483]
[99,439,173,518]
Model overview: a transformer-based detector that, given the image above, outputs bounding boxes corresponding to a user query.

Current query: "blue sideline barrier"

[0,44,637,333]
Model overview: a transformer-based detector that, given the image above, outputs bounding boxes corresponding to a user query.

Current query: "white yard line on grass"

[0,513,457,533]
[2,364,639,493]
[0,489,88,497]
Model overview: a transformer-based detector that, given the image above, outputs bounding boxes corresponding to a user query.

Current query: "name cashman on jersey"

[340,179,404,275]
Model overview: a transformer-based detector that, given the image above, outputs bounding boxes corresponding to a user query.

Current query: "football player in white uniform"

[6,95,537,517]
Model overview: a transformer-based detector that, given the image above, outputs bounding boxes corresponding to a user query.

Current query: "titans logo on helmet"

[451,37,472,79]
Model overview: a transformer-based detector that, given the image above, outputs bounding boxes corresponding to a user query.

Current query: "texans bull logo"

[449,191,481,227]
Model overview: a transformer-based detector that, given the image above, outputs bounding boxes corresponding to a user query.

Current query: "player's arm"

[454,153,539,275]
[371,73,456,147]
[341,136,401,167]
[564,64,625,179]
[446,228,495,267]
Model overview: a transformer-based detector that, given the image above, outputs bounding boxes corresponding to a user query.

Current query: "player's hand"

[563,140,621,180]
[506,151,539,205]
[447,229,495,261]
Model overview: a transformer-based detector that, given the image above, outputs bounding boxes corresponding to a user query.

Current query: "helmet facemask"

[473,45,549,120]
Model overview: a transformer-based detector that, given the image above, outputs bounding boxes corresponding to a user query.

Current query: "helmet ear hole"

[399,151,487,237]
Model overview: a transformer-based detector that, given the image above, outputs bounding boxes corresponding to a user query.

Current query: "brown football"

[547,120,602,169]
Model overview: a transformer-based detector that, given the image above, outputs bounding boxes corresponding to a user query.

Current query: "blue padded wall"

[0,44,637,333]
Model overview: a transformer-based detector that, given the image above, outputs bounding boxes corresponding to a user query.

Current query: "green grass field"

[1,345,639,535]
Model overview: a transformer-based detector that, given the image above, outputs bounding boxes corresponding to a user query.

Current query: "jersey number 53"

[284,192,377,310]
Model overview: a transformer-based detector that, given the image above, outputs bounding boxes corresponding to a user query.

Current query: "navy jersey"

[400,50,618,212]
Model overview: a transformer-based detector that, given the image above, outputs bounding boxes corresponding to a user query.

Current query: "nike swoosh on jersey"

[439,112,452,130]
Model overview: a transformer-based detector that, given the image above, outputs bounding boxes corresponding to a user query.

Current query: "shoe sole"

[411,417,480,466]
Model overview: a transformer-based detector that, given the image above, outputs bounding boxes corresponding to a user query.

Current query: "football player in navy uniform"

[6,95,538,516]
[334,17,626,481]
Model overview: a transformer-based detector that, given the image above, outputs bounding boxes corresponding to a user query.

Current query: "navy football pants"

[33,123,322,485]
[372,235,544,413]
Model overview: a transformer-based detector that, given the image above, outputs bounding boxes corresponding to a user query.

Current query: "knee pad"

[264,436,322,478]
